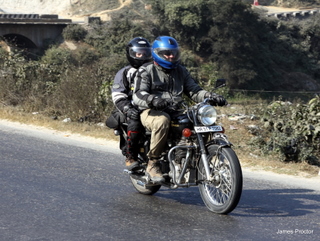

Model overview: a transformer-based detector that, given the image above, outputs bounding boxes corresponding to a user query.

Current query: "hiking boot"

[146,159,165,183]
[125,158,139,171]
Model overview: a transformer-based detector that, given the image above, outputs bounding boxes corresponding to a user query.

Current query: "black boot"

[125,130,140,171]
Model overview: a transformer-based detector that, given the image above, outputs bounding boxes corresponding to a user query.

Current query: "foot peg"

[123,169,132,174]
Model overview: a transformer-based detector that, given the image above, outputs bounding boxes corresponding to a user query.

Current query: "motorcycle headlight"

[197,105,217,125]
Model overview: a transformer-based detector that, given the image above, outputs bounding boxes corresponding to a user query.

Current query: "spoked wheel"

[198,144,242,214]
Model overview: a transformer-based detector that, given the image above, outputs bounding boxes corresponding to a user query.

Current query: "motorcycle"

[117,79,242,214]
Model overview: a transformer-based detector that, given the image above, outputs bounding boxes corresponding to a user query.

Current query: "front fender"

[206,134,232,147]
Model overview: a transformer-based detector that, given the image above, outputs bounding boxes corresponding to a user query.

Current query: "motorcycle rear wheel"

[198,144,242,214]
[129,176,161,195]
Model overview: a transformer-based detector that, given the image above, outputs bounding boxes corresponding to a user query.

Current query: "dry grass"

[218,106,320,178]
[0,105,116,141]
[1,104,319,178]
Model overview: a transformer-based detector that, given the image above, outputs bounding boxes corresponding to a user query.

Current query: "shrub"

[72,45,100,65]
[0,52,52,110]
[41,46,75,66]
[62,24,88,42]
[253,96,320,166]
[48,66,98,121]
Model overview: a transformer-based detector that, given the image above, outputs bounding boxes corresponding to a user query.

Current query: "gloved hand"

[206,93,228,106]
[125,106,140,120]
[152,97,168,110]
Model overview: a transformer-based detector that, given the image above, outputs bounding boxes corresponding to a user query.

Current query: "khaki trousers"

[140,109,171,159]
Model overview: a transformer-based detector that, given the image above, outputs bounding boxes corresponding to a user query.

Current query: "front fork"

[199,132,232,182]
[190,107,215,182]
[197,132,214,181]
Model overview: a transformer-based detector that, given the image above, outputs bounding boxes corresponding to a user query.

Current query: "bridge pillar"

[0,24,67,48]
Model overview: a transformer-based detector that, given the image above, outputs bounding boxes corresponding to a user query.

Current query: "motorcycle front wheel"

[129,176,161,195]
[198,144,242,214]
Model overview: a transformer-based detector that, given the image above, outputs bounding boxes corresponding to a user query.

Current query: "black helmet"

[126,37,152,68]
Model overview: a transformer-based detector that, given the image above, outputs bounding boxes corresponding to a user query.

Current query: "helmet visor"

[129,47,152,60]
[154,48,180,63]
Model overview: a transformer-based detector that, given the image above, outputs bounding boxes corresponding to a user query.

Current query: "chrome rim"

[204,154,232,206]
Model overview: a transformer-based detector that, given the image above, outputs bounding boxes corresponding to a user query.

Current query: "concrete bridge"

[0,14,72,58]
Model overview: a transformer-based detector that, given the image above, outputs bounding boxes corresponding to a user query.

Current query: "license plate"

[194,125,223,133]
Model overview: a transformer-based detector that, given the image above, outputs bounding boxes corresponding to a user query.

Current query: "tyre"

[198,145,242,214]
[129,175,161,195]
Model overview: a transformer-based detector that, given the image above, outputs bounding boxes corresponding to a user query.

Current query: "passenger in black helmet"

[106,37,152,170]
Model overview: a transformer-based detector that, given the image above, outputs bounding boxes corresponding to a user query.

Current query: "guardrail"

[0,14,71,24]
[267,9,320,19]
[0,14,60,19]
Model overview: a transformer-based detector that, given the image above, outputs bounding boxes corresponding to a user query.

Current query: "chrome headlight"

[197,105,217,125]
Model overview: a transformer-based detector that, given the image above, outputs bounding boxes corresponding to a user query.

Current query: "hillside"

[0,0,130,19]
[0,0,72,16]
[1,0,318,20]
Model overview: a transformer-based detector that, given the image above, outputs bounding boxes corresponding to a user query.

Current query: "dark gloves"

[152,97,168,110]
[206,93,228,106]
[124,106,140,120]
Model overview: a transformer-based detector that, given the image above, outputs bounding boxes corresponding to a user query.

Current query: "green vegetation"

[251,96,320,165]
[62,24,88,42]
[0,0,319,169]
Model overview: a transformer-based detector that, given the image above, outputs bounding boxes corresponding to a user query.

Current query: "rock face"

[0,0,71,15]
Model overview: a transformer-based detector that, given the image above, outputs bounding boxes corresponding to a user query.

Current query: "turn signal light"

[182,128,192,138]
[220,126,225,133]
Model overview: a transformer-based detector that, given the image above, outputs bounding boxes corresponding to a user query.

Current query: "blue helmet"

[152,36,181,69]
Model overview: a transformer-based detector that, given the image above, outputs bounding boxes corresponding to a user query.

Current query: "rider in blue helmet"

[152,36,181,69]
[133,36,227,183]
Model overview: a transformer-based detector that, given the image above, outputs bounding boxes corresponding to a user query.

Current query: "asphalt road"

[0,122,319,241]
